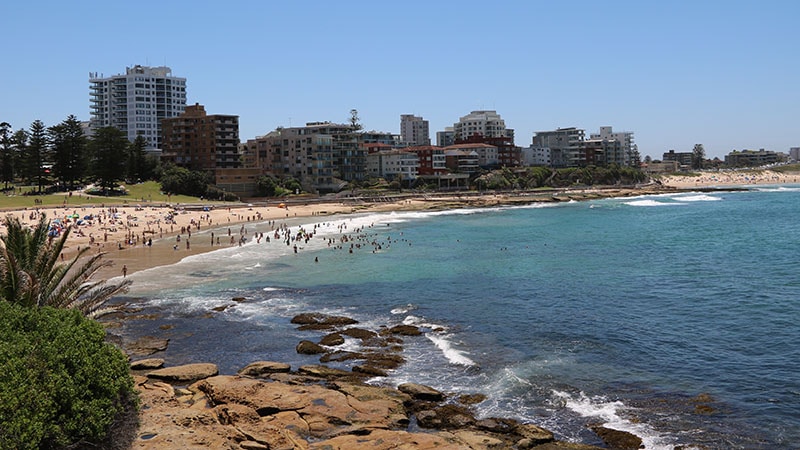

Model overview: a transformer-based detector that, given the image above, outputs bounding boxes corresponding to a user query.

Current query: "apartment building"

[444,143,499,168]
[89,65,186,150]
[366,150,420,181]
[405,146,447,176]
[453,110,514,141]
[161,103,240,171]
[531,127,585,167]
[400,114,431,146]
[589,126,636,166]
[242,125,337,193]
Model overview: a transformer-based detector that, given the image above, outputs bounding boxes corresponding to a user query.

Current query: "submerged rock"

[296,340,325,354]
[589,425,643,450]
[126,336,169,356]
[319,333,345,346]
[384,324,422,336]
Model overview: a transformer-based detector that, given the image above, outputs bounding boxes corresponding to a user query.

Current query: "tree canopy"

[88,126,129,194]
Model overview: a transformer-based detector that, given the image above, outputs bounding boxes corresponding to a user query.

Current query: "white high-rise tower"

[89,65,187,150]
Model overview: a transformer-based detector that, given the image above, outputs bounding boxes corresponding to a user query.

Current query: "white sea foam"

[552,390,674,450]
[676,194,721,202]
[755,186,800,192]
[624,199,685,207]
[391,304,417,315]
[426,333,477,367]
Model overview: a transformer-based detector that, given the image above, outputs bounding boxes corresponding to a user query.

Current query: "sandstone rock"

[319,333,345,346]
[196,375,406,438]
[341,327,378,340]
[415,404,475,429]
[514,423,555,444]
[531,442,606,449]
[384,324,422,336]
[398,382,445,401]
[239,441,268,450]
[352,365,388,377]
[238,361,291,378]
[319,350,363,363]
[291,313,358,327]
[147,363,219,383]
[308,429,472,449]
[363,353,405,370]
[291,313,326,325]
[297,364,352,379]
[127,336,169,356]
[296,340,325,354]
[458,393,487,405]
[475,417,518,433]
[452,429,504,448]
[589,425,643,450]
[130,358,165,370]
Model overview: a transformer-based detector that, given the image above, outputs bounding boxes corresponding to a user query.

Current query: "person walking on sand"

[122,265,127,278]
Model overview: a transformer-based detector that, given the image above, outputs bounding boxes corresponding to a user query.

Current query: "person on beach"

[122,265,127,277]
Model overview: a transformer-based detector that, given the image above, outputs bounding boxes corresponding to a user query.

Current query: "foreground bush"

[0,302,136,449]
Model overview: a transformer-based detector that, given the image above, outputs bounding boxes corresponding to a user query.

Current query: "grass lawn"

[0,181,234,210]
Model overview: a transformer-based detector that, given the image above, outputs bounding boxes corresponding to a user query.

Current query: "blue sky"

[1,1,798,160]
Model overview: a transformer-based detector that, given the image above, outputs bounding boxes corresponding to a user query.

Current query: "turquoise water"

[116,187,800,449]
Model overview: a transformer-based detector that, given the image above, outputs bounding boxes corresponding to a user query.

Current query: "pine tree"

[0,122,13,189]
[49,115,87,190]
[22,120,49,192]
[88,127,128,195]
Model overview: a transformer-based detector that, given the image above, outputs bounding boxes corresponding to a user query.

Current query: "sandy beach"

[2,169,798,283]
[657,168,799,188]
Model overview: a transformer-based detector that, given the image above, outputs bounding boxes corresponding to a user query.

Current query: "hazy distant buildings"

[444,143,499,168]
[453,110,514,141]
[724,149,781,167]
[662,150,693,168]
[400,114,430,146]
[366,149,419,181]
[531,127,585,167]
[89,65,187,150]
[161,103,240,172]
[590,126,636,166]
[436,128,455,147]
[521,146,551,166]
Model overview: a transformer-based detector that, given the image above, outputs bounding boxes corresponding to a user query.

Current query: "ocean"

[113,186,800,449]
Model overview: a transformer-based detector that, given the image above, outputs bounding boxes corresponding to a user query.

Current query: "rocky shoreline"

[113,311,647,450]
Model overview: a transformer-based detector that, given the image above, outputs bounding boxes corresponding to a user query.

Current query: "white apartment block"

[400,114,430,146]
[89,65,187,150]
[453,110,514,141]
[366,150,419,180]
[590,126,636,166]
[521,146,551,166]
[444,143,499,168]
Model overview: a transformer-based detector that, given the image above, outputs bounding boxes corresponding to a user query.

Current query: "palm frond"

[0,214,131,317]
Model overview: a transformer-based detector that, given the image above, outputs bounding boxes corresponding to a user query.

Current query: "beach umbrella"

[72,213,80,219]
[278,203,286,208]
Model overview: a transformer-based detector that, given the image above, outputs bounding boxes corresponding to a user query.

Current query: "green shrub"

[0,303,136,449]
